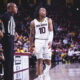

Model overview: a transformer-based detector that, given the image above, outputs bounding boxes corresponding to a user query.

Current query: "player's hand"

[29,45,33,54]
[48,42,52,49]
[0,30,3,38]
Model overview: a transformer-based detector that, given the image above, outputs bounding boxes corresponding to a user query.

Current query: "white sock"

[44,64,51,73]
[38,74,43,80]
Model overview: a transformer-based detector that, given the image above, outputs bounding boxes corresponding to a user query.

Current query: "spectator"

[68,47,74,63]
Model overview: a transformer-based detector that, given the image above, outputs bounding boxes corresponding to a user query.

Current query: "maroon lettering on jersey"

[39,27,46,34]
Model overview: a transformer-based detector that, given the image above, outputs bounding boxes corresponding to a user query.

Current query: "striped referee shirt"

[0,12,15,36]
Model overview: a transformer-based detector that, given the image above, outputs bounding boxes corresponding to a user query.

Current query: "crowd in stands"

[14,32,30,53]
[0,2,80,67]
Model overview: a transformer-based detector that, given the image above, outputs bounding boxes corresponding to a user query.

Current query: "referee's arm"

[0,19,3,38]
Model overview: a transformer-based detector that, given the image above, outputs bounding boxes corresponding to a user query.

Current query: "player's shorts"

[35,39,52,60]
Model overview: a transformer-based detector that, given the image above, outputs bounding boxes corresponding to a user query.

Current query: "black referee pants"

[2,35,14,80]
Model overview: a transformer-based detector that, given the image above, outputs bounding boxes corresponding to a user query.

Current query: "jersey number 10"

[39,27,46,34]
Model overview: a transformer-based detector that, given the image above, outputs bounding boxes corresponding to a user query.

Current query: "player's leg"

[36,49,43,76]
[43,47,52,74]
[37,59,43,75]
[43,58,51,80]
[35,40,44,79]
[43,59,51,80]
[36,58,43,80]
[44,59,51,73]
[36,52,43,80]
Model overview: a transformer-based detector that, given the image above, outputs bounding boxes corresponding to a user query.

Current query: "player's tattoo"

[29,21,35,47]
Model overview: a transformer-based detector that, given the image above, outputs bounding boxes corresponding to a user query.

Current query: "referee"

[0,3,18,80]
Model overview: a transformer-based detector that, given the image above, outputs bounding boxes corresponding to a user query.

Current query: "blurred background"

[0,0,80,66]
[0,0,80,80]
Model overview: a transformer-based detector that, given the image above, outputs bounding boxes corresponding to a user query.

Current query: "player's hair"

[34,6,46,19]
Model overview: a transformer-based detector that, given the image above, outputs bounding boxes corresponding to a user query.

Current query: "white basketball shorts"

[35,39,52,60]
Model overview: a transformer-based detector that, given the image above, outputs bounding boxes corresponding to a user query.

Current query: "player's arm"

[0,19,3,38]
[29,20,35,48]
[48,18,53,48]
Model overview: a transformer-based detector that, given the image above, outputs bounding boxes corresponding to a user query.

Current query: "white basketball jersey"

[34,17,49,40]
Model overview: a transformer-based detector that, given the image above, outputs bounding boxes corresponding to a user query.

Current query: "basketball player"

[30,7,53,80]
